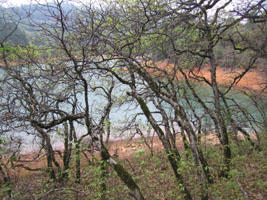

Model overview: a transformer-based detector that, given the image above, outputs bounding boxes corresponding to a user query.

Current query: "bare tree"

[22,1,146,199]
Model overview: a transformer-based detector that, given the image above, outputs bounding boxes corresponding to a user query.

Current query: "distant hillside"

[0,7,28,46]
[0,2,75,46]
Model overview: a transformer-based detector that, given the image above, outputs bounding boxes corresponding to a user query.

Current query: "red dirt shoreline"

[17,133,251,176]
[155,61,266,91]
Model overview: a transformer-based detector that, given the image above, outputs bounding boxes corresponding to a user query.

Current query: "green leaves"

[135,148,145,158]
[0,46,16,52]
[0,136,4,145]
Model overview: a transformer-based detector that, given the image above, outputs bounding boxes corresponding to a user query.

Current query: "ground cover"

[1,133,266,200]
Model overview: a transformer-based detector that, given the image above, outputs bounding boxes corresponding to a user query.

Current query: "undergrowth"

[1,133,267,200]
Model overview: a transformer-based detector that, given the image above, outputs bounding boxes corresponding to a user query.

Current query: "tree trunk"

[176,106,214,184]
[100,146,145,200]
[45,142,56,180]
[209,55,231,178]
[35,126,59,180]
[62,121,72,180]
[222,97,260,151]
[136,95,192,200]
[42,132,56,180]
[181,128,190,159]
[73,131,81,183]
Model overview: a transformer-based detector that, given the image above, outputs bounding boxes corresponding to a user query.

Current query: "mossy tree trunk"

[136,95,192,200]
[100,145,145,200]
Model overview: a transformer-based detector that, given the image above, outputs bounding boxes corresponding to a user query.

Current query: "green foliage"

[135,148,145,158]
[1,135,266,199]
[0,182,11,198]
[0,45,16,52]
[0,136,4,145]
